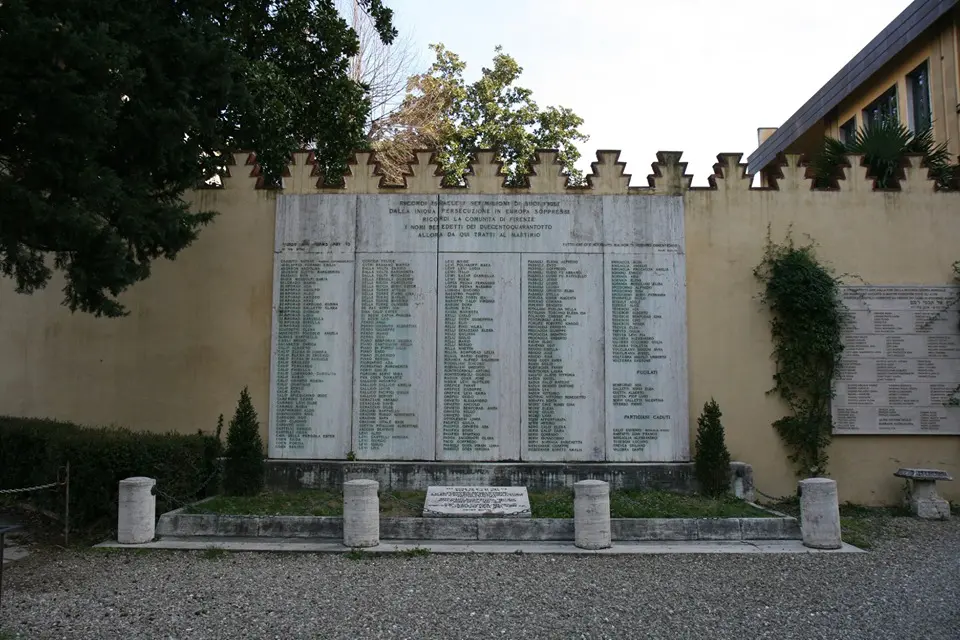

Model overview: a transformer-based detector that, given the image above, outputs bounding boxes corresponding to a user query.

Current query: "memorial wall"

[268,193,689,462]
[832,285,960,435]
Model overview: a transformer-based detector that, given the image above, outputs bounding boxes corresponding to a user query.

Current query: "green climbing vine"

[753,229,847,477]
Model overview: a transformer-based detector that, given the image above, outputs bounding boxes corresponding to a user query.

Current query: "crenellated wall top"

[207,148,959,196]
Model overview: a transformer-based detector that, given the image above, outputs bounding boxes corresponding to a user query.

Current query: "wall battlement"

[214,149,960,196]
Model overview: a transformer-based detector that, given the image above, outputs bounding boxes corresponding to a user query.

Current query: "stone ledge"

[156,512,798,542]
[263,461,756,501]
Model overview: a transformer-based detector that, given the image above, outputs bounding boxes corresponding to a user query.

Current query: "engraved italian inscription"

[438,195,602,253]
[604,251,688,461]
[437,254,521,460]
[833,285,960,435]
[270,257,353,457]
[352,253,437,459]
[522,253,604,460]
[268,194,356,459]
[271,193,690,463]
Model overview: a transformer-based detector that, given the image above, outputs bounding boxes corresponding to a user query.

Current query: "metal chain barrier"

[382,492,423,512]
[0,481,60,495]
[152,468,222,511]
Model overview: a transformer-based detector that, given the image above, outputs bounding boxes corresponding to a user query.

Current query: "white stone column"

[117,477,156,544]
[798,477,842,550]
[574,480,611,550]
[343,479,379,548]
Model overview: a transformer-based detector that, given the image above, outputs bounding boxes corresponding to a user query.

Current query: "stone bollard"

[798,477,842,550]
[343,479,379,548]
[118,477,156,544]
[574,480,611,550]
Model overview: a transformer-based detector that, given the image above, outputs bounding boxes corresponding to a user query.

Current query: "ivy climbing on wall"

[753,228,848,477]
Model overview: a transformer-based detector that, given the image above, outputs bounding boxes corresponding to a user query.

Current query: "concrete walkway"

[94,535,865,555]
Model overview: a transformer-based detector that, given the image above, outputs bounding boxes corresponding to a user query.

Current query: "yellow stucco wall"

[1,150,958,506]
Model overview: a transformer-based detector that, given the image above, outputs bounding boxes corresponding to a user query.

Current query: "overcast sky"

[377,0,914,185]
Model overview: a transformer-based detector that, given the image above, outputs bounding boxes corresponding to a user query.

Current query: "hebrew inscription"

[833,285,960,435]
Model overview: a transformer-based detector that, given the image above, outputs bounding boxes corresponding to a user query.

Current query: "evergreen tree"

[223,387,265,497]
[0,0,395,317]
[694,398,732,497]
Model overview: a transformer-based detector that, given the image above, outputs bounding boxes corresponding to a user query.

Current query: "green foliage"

[0,0,394,317]
[754,230,847,477]
[373,44,588,186]
[201,546,228,560]
[809,117,957,190]
[0,416,221,531]
[693,399,732,497]
[345,548,369,561]
[222,387,264,497]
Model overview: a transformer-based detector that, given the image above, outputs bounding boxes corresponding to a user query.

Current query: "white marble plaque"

[357,194,439,253]
[270,193,691,463]
[275,194,356,259]
[422,486,531,518]
[522,253,605,461]
[269,260,354,458]
[437,254,522,461]
[604,252,689,461]
[269,195,356,458]
[601,195,685,256]
[438,195,602,253]
[352,253,438,459]
[833,285,960,435]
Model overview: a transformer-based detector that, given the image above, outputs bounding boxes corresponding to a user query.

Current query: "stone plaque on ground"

[833,285,960,435]
[269,193,689,461]
[422,486,531,518]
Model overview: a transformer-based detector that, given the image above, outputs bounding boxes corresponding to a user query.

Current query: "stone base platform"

[264,460,754,499]
[96,537,865,555]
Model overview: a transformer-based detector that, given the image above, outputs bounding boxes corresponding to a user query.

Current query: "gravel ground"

[1,518,958,640]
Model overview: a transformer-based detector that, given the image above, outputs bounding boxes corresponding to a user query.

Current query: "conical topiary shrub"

[694,398,732,498]
[223,386,265,496]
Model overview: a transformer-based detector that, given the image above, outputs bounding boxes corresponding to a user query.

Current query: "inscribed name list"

[437,254,522,461]
[352,253,438,459]
[602,197,689,462]
[833,285,960,435]
[522,253,605,461]
[269,195,356,458]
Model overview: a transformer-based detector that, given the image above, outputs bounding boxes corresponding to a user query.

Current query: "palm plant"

[809,116,957,190]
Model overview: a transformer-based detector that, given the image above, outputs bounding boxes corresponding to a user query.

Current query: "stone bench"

[894,468,953,520]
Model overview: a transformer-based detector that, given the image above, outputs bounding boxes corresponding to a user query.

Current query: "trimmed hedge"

[0,416,222,532]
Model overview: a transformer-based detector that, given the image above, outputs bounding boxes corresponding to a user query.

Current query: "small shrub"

[222,387,265,497]
[693,398,731,497]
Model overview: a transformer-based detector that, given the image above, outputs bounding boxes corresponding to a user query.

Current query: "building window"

[839,117,857,145]
[862,84,898,128]
[907,60,932,131]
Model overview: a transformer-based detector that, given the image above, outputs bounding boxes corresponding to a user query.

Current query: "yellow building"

[749,0,960,180]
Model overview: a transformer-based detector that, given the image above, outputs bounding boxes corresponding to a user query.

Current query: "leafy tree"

[223,387,265,497]
[809,117,957,190]
[693,398,732,497]
[370,44,588,186]
[0,0,395,318]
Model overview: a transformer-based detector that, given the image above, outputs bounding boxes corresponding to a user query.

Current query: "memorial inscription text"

[833,285,960,435]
